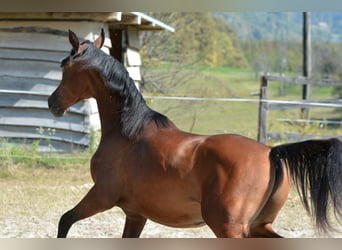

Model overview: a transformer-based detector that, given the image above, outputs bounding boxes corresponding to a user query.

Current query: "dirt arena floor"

[0,165,341,238]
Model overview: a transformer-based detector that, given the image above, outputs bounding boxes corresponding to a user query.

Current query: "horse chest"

[90,149,126,184]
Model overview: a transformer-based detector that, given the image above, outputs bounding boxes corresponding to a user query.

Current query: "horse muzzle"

[48,94,66,117]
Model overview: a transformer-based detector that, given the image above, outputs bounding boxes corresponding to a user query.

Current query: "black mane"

[77,43,170,138]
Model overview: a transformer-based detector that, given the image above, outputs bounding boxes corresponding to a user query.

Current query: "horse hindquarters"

[269,138,342,233]
[198,135,278,237]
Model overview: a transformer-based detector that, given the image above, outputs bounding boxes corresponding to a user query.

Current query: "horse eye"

[72,47,88,59]
[72,53,81,59]
[60,57,69,67]
[60,47,87,67]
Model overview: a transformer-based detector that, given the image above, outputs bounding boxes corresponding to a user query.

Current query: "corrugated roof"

[0,12,175,32]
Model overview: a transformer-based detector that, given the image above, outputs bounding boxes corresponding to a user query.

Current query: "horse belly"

[122,183,204,228]
[142,199,205,228]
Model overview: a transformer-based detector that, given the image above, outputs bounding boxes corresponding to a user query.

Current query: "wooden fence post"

[257,75,269,144]
[302,12,311,119]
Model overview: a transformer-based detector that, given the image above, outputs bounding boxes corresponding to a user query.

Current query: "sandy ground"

[0,168,341,238]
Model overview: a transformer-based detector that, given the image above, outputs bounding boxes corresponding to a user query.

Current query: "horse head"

[48,29,105,117]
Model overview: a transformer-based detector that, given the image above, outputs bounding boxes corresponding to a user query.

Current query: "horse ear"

[94,28,105,48]
[68,29,79,52]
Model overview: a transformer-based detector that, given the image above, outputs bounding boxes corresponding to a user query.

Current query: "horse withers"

[48,29,342,238]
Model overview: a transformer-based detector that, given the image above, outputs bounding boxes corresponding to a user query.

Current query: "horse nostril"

[48,95,55,110]
[48,99,52,109]
[48,95,65,117]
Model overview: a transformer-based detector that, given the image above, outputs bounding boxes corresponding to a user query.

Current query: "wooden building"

[0,12,174,151]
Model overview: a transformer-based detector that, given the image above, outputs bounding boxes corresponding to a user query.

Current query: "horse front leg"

[121,211,147,238]
[57,184,116,238]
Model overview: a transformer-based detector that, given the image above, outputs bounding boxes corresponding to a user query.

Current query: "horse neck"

[91,77,123,138]
[95,95,122,138]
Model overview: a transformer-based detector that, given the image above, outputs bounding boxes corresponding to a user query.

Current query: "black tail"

[269,138,342,232]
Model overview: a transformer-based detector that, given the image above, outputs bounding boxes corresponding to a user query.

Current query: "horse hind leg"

[250,171,290,238]
[202,203,251,238]
[57,185,115,237]
[201,188,251,237]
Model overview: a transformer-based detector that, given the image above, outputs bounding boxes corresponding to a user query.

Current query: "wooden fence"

[257,74,342,144]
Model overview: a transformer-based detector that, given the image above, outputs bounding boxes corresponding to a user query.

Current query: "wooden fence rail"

[257,74,342,144]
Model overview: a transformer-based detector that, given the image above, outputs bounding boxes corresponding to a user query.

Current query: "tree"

[312,42,342,79]
[139,13,249,94]
[140,13,248,68]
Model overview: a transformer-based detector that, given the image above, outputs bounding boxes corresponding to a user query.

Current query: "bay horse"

[48,29,342,238]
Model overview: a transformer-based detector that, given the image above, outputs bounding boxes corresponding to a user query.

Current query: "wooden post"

[257,74,269,144]
[302,12,311,119]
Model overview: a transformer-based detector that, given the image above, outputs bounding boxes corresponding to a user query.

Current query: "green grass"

[264,78,341,142]
[0,138,91,181]
[0,127,101,175]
